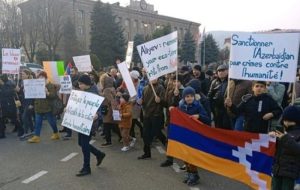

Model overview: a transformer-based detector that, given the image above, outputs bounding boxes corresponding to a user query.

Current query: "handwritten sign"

[73,55,92,72]
[117,61,137,97]
[229,32,300,82]
[1,48,21,74]
[113,110,121,121]
[59,75,72,94]
[62,90,104,136]
[23,79,46,99]
[125,41,134,68]
[137,31,178,81]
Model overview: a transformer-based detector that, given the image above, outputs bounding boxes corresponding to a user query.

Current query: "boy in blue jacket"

[178,87,211,186]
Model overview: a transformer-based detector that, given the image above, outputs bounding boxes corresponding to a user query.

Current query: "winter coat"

[119,102,132,129]
[208,77,228,113]
[34,82,57,114]
[272,125,300,179]
[142,83,165,118]
[0,80,17,117]
[101,87,117,124]
[193,73,210,96]
[228,79,252,107]
[230,93,282,133]
[178,99,211,125]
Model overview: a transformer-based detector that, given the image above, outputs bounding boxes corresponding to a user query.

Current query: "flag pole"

[291,81,296,105]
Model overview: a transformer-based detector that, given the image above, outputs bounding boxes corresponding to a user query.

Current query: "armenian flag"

[167,108,276,190]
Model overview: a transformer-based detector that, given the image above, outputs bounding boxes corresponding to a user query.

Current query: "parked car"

[21,63,44,74]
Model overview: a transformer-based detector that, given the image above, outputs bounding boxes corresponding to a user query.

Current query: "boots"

[50,133,60,140]
[28,136,40,143]
[186,172,200,186]
[138,145,151,159]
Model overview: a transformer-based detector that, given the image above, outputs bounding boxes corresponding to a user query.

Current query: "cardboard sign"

[59,75,72,94]
[73,55,92,72]
[1,48,21,74]
[23,79,46,99]
[229,32,300,82]
[137,31,178,81]
[62,90,104,136]
[117,61,137,97]
[125,41,134,68]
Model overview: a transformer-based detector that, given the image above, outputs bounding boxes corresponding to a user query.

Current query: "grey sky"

[102,0,300,32]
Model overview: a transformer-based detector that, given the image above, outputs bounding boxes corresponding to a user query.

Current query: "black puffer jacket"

[272,125,300,179]
[231,93,282,133]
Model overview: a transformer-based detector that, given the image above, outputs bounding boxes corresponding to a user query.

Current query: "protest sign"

[1,48,21,74]
[43,61,65,84]
[62,90,104,136]
[125,41,134,68]
[59,75,72,94]
[23,79,46,99]
[137,31,178,81]
[117,61,137,97]
[229,32,300,83]
[73,55,92,72]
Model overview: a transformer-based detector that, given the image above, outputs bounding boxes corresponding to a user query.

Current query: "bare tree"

[37,0,66,60]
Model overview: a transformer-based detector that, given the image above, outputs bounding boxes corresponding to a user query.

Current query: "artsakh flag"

[43,61,65,84]
[167,108,276,190]
[65,62,73,75]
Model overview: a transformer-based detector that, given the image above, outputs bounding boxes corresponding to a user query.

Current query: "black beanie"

[122,93,130,102]
[182,86,195,98]
[78,74,92,86]
[282,106,300,124]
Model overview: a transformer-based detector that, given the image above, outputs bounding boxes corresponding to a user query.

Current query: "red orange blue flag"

[65,62,73,75]
[167,108,276,190]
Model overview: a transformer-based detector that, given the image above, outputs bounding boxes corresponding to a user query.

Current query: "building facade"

[19,0,200,61]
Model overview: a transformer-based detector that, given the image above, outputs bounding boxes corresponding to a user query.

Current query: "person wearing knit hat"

[75,73,106,177]
[130,70,140,80]
[78,74,92,86]
[269,105,300,190]
[178,86,210,186]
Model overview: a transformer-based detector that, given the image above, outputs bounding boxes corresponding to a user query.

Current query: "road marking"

[190,187,200,190]
[90,140,96,144]
[156,146,166,154]
[60,152,78,162]
[22,171,48,184]
[172,162,181,173]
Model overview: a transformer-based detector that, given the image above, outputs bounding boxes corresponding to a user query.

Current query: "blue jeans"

[22,107,34,133]
[78,133,103,169]
[233,115,244,131]
[34,112,58,136]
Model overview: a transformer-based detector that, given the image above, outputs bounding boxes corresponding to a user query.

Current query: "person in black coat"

[0,74,23,136]
[269,106,300,190]
[225,81,282,134]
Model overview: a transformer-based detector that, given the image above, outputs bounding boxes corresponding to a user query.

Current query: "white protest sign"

[117,61,137,97]
[113,110,121,121]
[73,55,92,72]
[62,90,104,136]
[23,79,46,99]
[229,32,300,83]
[1,48,21,74]
[125,41,134,68]
[59,75,72,94]
[137,31,178,81]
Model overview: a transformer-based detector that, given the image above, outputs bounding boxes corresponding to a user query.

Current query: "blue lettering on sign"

[140,44,159,56]
[232,34,273,47]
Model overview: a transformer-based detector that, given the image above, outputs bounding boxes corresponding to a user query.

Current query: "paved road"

[0,123,251,190]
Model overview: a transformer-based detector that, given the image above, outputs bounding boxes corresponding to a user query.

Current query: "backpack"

[51,96,64,116]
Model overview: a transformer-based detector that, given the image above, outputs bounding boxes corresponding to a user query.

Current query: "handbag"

[15,93,22,108]
[51,96,64,115]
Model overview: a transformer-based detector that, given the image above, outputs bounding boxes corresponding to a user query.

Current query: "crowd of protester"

[1,63,300,189]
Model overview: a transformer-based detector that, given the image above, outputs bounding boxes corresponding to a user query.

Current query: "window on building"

[78,10,84,20]
[125,19,130,27]
[78,26,83,36]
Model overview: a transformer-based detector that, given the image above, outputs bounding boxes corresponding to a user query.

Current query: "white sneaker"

[121,146,130,152]
[129,138,136,147]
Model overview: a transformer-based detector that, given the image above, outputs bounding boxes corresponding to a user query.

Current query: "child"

[225,81,282,133]
[179,86,211,186]
[119,93,133,152]
[269,105,300,190]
